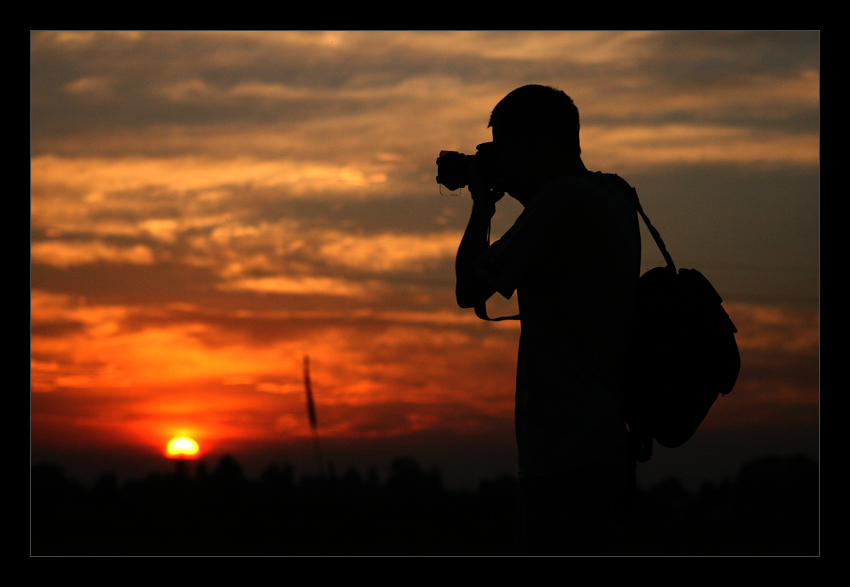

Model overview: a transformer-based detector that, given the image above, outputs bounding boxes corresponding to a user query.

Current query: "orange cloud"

[218,275,370,297]
[31,240,155,268]
[31,154,388,198]
[318,231,462,273]
[584,124,819,168]
[726,301,819,356]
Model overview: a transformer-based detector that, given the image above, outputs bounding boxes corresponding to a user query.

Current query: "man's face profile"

[491,125,537,202]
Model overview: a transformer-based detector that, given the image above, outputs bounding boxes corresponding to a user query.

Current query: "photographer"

[451,85,641,555]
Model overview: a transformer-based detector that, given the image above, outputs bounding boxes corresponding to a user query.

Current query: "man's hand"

[468,165,505,216]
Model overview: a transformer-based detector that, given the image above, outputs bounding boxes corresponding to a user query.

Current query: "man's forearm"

[455,200,497,308]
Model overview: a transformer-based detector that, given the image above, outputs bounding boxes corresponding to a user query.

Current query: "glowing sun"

[166,436,199,458]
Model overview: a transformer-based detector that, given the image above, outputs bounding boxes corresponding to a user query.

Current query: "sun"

[166,436,200,458]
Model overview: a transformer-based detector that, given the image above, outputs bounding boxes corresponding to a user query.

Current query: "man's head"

[489,84,581,157]
[488,85,584,203]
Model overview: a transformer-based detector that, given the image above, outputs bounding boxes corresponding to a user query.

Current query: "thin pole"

[303,355,324,476]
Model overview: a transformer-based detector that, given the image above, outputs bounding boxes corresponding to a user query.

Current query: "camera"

[436,142,505,193]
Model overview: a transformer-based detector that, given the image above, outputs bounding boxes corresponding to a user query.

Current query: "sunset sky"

[30,31,819,490]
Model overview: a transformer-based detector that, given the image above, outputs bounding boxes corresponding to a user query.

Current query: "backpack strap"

[474,302,519,321]
[613,175,676,272]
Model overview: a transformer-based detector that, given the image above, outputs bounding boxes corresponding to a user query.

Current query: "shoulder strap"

[613,175,676,272]
[474,301,519,321]
[473,175,675,321]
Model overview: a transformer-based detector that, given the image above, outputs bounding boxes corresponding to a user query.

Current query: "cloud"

[218,275,370,297]
[584,123,818,168]
[728,301,819,357]
[30,31,819,477]
[31,154,387,198]
[319,231,461,273]
[31,240,156,268]
[63,76,116,101]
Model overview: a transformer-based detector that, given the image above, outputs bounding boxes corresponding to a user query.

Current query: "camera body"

[436,142,504,193]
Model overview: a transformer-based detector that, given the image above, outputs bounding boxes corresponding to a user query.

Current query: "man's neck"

[515,157,589,206]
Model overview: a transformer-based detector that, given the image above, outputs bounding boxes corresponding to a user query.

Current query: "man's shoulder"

[549,171,628,191]
[533,172,630,209]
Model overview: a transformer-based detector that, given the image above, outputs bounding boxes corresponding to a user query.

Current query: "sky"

[30,30,819,491]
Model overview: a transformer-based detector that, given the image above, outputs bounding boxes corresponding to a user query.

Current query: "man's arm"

[455,195,498,309]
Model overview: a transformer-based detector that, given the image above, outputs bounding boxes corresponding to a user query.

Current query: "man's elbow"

[456,281,493,309]
[456,289,476,309]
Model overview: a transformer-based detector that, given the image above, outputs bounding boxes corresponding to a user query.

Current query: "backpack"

[617,177,740,461]
[473,175,741,462]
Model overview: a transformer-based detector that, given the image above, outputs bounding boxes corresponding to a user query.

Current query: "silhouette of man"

[455,85,640,555]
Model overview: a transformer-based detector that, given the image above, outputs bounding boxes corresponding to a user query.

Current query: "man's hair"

[488,84,581,156]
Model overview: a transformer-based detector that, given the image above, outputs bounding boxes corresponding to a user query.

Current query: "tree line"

[31,453,818,556]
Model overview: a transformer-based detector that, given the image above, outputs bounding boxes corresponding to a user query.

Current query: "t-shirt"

[473,172,641,478]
